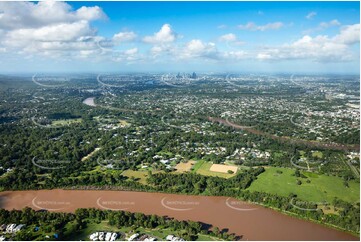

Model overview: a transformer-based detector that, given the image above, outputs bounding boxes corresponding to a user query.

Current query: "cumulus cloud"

[257,24,360,62]
[0,1,107,60]
[5,21,94,42]
[180,39,218,59]
[306,11,317,20]
[333,24,360,45]
[0,2,105,30]
[143,24,177,44]
[112,31,137,43]
[238,22,284,31]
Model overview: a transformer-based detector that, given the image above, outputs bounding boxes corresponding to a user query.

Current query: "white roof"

[166,235,174,240]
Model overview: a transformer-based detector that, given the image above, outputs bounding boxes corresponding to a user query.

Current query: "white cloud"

[0,1,107,60]
[143,24,177,44]
[319,19,341,28]
[112,48,141,62]
[333,24,360,45]
[76,6,106,21]
[5,21,94,42]
[112,31,137,43]
[257,24,360,62]
[223,51,247,60]
[303,19,341,35]
[180,39,218,59]
[0,2,105,30]
[238,22,284,31]
[306,11,317,20]
[124,48,138,55]
[219,33,237,42]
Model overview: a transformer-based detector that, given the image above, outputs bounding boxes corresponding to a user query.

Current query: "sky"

[0,1,359,74]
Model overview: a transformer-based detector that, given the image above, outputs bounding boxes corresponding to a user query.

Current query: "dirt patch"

[210,164,238,173]
[81,148,101,162]
[175,160,195,172]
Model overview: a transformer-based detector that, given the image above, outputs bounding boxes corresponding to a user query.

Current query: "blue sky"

[0,1,359,73]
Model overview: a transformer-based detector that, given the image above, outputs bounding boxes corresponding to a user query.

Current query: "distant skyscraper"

[191,72,197,79]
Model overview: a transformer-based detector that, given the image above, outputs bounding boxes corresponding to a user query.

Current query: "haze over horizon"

[0,1,359,74]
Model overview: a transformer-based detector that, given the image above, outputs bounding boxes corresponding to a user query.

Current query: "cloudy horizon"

[0,1,359,74]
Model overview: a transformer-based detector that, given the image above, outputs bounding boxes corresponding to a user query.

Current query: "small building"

[110,233,118,241]
[144,237,156,241]
[105,232,112,241]
[90,232,98,241]
[160,159,169,165]
[6,224,16,233]
[99,232,105,241]
[166,235,174,241]
[13,224,25,233]
[128,233,139,241]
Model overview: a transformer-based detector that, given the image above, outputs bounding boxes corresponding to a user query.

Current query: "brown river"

[0,189,357,241]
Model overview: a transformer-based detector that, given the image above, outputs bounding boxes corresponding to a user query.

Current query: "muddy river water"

[0,189,357,240]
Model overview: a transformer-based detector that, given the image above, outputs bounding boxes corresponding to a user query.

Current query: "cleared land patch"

[81,148,101,162]
[210,164,238,174]
[175,160,195,172]
[194,161,237,179]
[122,170,163,184]
[51,118,82,126]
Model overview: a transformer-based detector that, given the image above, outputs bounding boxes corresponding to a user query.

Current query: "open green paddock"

[247,167,359,203]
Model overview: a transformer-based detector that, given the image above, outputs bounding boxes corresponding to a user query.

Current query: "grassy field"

[248,167,360,203]
[311,151,323,159]
[63,220,221,241]
[193,160,237,179]
[121,170,149,184]
[64,221,120,241]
